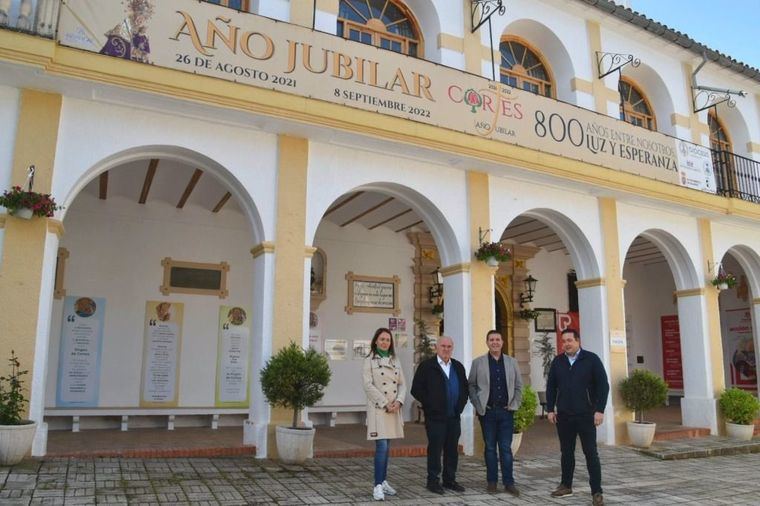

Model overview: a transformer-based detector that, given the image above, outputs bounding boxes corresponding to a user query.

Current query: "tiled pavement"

[3,445,760,505]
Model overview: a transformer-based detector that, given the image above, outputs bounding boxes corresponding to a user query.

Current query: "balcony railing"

[712,150,760,204]
[0,0,59,38]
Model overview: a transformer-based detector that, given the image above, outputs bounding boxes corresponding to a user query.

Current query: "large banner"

[140,301,183,407]
[57,1,715,193]
[661,315,684,390]
[215,305,251,407]
[56,296,106,407]
[723,308,757,390]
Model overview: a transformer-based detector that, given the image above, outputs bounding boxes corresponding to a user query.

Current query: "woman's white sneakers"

[373,484,385,501]
[382,481,397,496]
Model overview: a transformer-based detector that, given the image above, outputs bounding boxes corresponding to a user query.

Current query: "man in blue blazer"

[546,328,609,506]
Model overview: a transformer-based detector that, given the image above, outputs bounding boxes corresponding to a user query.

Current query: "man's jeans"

[556,412,602,494]
[374,439,390,485]
[479,408,515,485]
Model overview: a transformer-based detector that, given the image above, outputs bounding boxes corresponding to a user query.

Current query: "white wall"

[312,219,417,421]
[623,261,677,377]
[46,191,256,409]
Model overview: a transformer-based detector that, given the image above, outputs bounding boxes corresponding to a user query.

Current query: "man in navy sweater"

[546,328,609,506]
[411,336,469,495]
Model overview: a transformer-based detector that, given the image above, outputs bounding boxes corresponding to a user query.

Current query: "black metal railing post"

[711,149,760,204]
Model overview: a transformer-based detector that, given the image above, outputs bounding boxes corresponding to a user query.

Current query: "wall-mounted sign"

[58,0,714,193]
[140,300,184,407]
[215,305,251,407]
[660,315,683,390]
[345,272,400,316]
[56,296,106,407]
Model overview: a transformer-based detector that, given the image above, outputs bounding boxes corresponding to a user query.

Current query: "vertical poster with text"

[215,306,251,407]
[56,296,106,407]
[140,301,183,407]
[724,308,757,390]
[660,315,684,390]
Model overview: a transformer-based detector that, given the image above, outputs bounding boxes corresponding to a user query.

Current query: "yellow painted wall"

[0,90,61,417]
[697,218,726,398]
[597,197,632,444]
[467,172,493,358]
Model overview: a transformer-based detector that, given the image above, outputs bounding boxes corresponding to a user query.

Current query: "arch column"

[676,288,719,433]
[0,89,62,457]
[245,242,276,457]
[440,263,474,455]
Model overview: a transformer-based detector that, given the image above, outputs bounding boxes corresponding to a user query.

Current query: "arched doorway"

[40,148,267,455]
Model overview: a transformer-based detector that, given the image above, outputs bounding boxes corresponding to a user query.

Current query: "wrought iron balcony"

[712,149,760,204]
[0,0,58,38]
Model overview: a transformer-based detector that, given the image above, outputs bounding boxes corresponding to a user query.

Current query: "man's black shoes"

[426,482,445,494]
[442,481,465,492]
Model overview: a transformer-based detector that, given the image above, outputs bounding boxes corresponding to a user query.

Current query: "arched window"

[337,0,422,57]
[499,37,554,98]
[204,0,250,11]
[708,111,732,153]
[619,78,656,131]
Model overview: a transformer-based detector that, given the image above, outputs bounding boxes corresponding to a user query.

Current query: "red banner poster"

[556,311,581,352]
[661,315,683,390]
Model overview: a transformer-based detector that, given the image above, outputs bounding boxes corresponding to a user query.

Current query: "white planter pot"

[486,256,499,267]
[510,431,523,456]
[12,207,34,219]
[0,421,37,465]
[718,282,729,290]
[275,426,315,464]
[626,421,656,448]
[725,421,754,441]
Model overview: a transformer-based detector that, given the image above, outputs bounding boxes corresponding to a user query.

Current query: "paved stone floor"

[2,445,760,505]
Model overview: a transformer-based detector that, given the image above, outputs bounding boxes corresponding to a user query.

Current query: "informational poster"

[215,306,251,407]
[324,339,348,361]
[140,301,183,407]
[352,340,371,359]
[661,315,684,390]
[56,296,106,407]
[724,308,757,390]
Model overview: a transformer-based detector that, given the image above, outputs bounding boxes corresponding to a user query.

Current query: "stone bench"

[309,405,366,427]
[43,407,249,432]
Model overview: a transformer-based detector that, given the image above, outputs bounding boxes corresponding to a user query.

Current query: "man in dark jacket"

[411,336,469,494]
[546,329,609,506]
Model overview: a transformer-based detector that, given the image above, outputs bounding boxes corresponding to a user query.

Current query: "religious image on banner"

[724,308,757,390]
[140,301,183,407]
[99,0,154,63]
[215,305,251,407]
[56,296,106,407]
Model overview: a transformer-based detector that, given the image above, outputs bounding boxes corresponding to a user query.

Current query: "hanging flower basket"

[711,272,736,290]
[0,186,62,219]
[475,242,511,266]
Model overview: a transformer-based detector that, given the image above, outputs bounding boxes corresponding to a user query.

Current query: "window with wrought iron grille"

[499,37,554,98]
[337,0,422,57]
[618,78,656,131]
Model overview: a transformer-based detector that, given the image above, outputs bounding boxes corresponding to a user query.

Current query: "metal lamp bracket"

[478,227,492,246]
[471,0,506,33]
[691,53,746,113]
[596,51,640,79]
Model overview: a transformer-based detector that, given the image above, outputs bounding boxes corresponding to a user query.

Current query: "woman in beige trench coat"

[363,327,406,501]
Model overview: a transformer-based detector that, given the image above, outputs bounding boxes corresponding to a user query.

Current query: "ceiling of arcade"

[322,191,429,233]
[79,159,241,214]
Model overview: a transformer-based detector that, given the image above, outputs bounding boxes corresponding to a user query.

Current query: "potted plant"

[431,302,444,318]
[718,387,760,440]
[511,384,538,455]
[474,241,511,267]
[260,342,331,463]
[533,332,555,415]
[0,351,37,465]
[711,270,737,291]
[0,185,62,219]
[619,369,668,447]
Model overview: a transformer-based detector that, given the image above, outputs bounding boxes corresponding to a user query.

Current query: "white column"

[244,248,275,457]
[30,227,60,456]
[752,301,760,398]
[677,293,718,433]
[577,284,617,445]
[442,269,474,455]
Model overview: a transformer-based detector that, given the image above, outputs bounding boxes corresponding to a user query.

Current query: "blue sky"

[630,0,759,69]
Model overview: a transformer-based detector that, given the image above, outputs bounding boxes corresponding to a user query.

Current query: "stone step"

[633,436,760,460]
[654,426,710,441]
